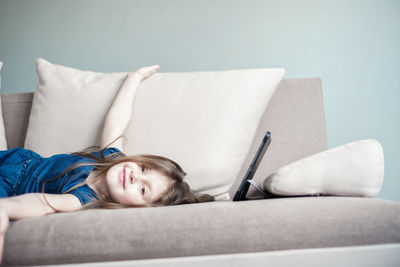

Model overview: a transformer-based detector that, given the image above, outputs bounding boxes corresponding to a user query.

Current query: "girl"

[0,65,214,262]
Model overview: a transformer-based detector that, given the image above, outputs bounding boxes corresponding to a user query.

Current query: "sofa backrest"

[2,92,32,149]
[0,78,327,198]
[229,78,327,198]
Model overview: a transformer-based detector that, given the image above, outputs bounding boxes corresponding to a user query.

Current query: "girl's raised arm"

[101,65,160,152]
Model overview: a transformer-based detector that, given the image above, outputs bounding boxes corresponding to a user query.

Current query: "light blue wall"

[1,0,399,201]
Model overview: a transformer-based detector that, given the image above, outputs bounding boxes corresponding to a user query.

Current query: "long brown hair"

[41,144,214,211]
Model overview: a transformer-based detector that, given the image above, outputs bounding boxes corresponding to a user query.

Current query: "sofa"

[2,77,400,266]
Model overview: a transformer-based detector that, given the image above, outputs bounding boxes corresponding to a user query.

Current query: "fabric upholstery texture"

[0,62,8,149]
[263,139,384,197]
[4,197,400,266]
[23,58,285,197]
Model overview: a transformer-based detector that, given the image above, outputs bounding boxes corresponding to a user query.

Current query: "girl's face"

[105,161,173,206]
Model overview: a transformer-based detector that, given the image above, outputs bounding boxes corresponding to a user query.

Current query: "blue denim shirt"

[0,147,123,205]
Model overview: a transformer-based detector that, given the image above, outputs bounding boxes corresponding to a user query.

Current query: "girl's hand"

[127,65,160,81]
[0,207,9,264]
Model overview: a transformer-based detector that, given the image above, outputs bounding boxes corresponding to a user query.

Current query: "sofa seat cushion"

[4,197,400,266]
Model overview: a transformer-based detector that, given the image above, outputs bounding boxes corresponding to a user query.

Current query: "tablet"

[232,131,271,201]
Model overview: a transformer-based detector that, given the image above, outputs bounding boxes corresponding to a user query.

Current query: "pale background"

[0,0,399,201]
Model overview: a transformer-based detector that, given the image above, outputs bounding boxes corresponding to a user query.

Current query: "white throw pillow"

[263,140,384,197]
[25,59,126,154]
[0,62,8,149]
[25,58,285,198]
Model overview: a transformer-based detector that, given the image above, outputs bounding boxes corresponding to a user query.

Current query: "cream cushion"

[263,140,384,197]
[25,58,285,198]
[0,62,8,149]
[25,59,126,153]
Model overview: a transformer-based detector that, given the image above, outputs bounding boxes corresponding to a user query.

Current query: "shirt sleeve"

[104,147,123,156]
[89,147,125,159]
[69,184,97,205]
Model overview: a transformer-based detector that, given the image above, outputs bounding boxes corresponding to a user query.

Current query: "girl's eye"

[141,184,146,195]
[141,164,146,172]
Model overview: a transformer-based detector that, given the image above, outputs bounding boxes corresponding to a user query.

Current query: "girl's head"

[105,159,173,207]
[54,147,215,209]
[99,154,212,207]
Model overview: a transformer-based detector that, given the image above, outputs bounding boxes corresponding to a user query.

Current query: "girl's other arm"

[0,193,82,220]
[101,65,159,152]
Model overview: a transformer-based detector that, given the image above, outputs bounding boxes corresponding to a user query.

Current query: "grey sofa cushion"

[4,197,400,265]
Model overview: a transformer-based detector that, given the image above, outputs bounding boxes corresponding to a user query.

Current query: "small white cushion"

[0,62,8,149]
[25,58,285,198]
[263,140,384,197]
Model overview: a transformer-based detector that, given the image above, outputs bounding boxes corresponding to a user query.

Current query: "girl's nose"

[130,169,140,184]
[129,168,135,184]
